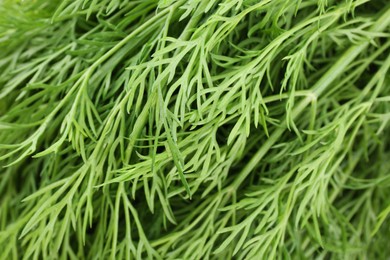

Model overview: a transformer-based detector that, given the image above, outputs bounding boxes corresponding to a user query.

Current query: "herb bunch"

[1,0,390,259]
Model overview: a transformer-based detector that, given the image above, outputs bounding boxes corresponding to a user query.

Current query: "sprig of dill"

[1,0,390,259]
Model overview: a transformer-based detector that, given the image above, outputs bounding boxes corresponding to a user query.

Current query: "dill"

[1,0,390,259]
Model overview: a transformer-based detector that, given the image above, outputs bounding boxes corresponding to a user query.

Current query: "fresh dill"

[0,0,390,259]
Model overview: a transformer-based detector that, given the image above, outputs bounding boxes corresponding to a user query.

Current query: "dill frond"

[1,0,390,259]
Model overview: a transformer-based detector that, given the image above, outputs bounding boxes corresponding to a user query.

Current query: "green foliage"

[1,0,390,259]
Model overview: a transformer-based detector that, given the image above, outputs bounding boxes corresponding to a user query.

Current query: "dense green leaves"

[1,0,390,259]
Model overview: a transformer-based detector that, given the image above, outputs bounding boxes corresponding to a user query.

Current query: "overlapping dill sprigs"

[1,0,390,258]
